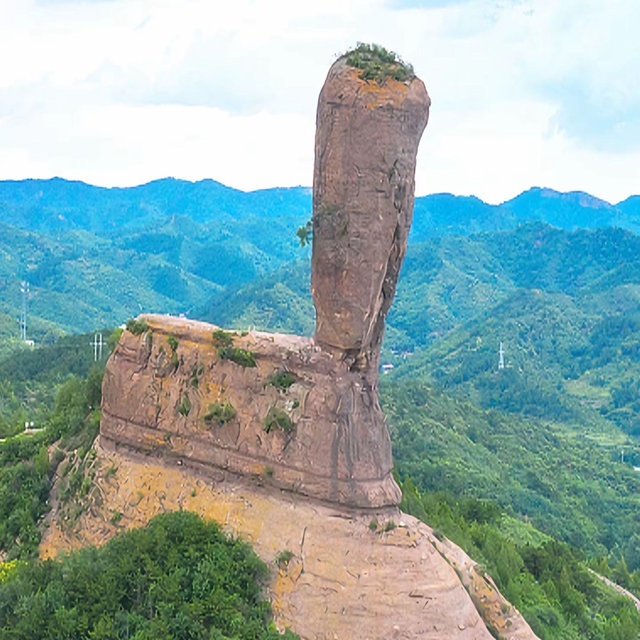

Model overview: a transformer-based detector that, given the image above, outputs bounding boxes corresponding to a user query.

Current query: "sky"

[0,0,638,204]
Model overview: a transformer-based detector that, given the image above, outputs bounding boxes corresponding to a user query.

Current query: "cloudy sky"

[0,0,638,203]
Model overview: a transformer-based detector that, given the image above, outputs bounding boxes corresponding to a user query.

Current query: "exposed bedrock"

[100,50,430,510]
[101,315,400,508]
[311,55,430,372]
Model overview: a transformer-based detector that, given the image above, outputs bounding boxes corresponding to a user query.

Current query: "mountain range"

[1,178,639,238]
[0,177,638,343]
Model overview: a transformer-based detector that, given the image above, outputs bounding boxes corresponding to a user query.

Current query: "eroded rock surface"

[41,447,540,640]
[312,55,430,372]
[101,314,400,508]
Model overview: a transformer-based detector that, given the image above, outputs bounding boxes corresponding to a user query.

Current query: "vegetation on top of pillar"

[343,43,415,84]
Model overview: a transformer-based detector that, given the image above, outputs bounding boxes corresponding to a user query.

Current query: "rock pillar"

[312,51,430,375]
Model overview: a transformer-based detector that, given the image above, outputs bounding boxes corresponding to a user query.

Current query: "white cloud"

[0,0,638,202]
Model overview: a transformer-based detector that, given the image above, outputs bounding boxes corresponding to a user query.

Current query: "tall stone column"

[100,46,430,510]
[312,47,430,378]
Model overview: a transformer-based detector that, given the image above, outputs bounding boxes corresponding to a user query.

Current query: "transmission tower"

[91,333,104,361]
[20,281,29,342]
[498,341,505,370]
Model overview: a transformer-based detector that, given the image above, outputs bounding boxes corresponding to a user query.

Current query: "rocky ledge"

[101,314,400,509]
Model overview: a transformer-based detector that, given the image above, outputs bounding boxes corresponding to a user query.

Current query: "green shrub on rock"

[204,402,236,426]
[126,317,149,335]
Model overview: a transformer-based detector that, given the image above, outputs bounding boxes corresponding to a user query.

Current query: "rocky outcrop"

[101,314,400,508]
[41,446,540,640]
[312,52,430,373]
[62,45,542,640]
[100,47,430,511]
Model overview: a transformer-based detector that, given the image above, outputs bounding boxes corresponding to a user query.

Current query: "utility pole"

[498,341,505,370]
[91,333,103,361]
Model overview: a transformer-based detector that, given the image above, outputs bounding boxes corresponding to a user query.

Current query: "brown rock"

[311,52,430,373]
[100,49,431,510]
[41,447,540,640]
[101,314,400,508]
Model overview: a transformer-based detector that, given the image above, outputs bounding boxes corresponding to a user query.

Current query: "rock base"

[41,445,539,640]
[101,315,400,509]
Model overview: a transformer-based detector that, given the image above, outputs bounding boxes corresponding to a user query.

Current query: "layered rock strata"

[101,314,400,508]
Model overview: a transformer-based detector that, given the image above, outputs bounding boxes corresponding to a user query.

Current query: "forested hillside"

[1,178,638,340]
[0,208,310,335]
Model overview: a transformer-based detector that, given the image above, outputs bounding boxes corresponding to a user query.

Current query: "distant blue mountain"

[0,177,312,234]
[0,178,637,239]
[502,187,619,229]
[411,187,640,239]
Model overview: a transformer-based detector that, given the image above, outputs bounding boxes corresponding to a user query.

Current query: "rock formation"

[42,45,541,639]
[100,46,430,511]
[101,315,400,508]
[312,48,430,373]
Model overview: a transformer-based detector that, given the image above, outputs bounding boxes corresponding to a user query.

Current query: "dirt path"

[589,569,640,612]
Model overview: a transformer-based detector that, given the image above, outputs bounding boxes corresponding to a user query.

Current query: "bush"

[126,318,149,335]
[218,346,257,368]
[167,335,178,351]
[267,371,296,391]
[212,329,234,348]
[344,42,415,84]
[177,395,191,417]
[275,549,294,568]
[204,402,236,426]
[263,407,293,434]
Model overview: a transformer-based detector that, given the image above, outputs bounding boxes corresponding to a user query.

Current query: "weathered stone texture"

[101,314,400,508]
[311,57,430,372]
[41,447,540,640]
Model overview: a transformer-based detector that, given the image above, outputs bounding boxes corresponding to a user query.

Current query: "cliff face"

[101,314,399,509]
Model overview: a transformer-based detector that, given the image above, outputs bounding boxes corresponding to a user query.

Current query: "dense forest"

[0,511,299,640]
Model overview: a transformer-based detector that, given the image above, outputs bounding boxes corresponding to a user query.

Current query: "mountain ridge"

[1,177,638,237]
